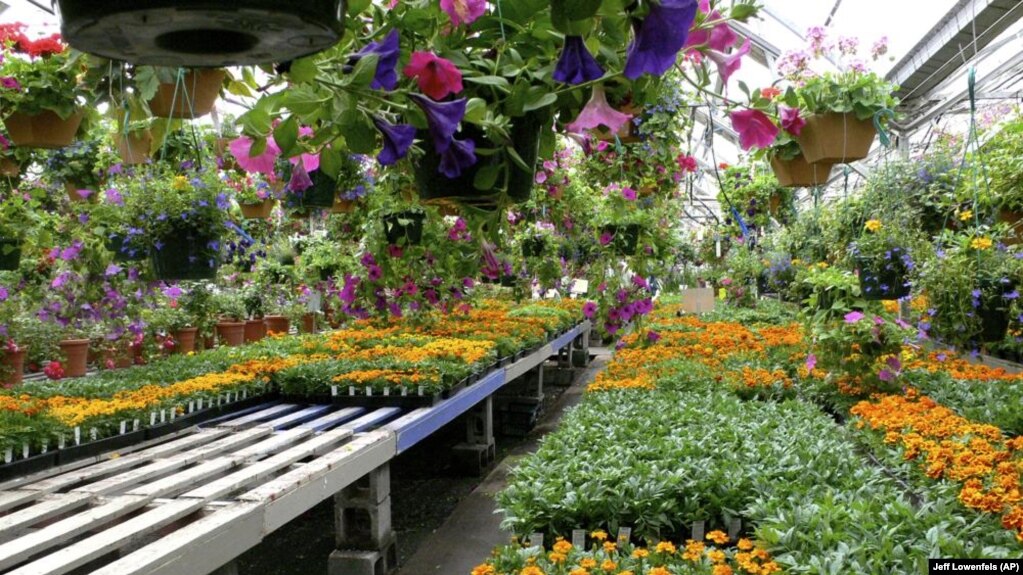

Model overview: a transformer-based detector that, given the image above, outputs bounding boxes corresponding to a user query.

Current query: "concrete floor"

[395,351,610,575]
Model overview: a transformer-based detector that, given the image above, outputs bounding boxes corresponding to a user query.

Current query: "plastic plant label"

[530,533,544,550]
[331,385,338,397]
[728,518,741,539]
[691,521,705,542]
[74,427,81,445]
[572,529,586,549]
[3,448,10,463]
[617,527,631,543]
[120,421,127,435]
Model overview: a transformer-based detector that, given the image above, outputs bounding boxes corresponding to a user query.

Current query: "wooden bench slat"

[0,493,93,539]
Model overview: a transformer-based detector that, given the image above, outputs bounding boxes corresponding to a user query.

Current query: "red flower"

[23,34,66,57]
[729,109,779,151]
[403,52,463,101]
[677,154,698,173]
[43,361,64,380]
[760,86,782,99]
[718,162,730,170]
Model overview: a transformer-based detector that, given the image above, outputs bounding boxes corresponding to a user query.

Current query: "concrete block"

[337,464,390,506]
[336,496,392,549]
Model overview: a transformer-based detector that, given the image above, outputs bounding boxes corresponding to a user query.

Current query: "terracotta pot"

[301,313,317,334]
[244,319,267,343]
[998,209,1023,245]
[4,110,84,149]
[216,321,246,347]
[147,69,227,119]
[65,182,98,203]
[204,335,215,350]
[0,158,20,177]
[240,199,275,219]
[795,112,877,164]
[59,338,90,378]
[770,155,835,188]
[265,315,290,335]
[2,348,26,387]
[423,199,460,217]
[116,130,153,165]
[102,347,133,369]
[331,198,356,213]
[173,327,198,354]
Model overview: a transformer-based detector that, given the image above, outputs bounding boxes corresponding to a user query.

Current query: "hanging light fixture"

[52,1,346,67]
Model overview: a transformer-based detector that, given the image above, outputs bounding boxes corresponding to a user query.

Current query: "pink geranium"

[779,106,806,136]
[440,0,486,27]
[705,38,750,85]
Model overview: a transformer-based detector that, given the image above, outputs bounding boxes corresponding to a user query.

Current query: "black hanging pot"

[150,226,221,280]
[285,170,337,210]
[382,212,425,245]
[521,237,545,258]
[0,238,22,271]
[414,109,548,206]
[857,250,911,301]
[979,280,1016,343]
[54,0,346,67]
[106,233,147,262]
[602,224,641,256]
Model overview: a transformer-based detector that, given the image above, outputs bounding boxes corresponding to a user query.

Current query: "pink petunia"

[440,0,486,27]
[622,187,637,201]
[729,109,779,150]
[583,301,597,319]
[705,38,750,85]
[779,106,805,136]
[403,51,463,101]
[844,311,865,323]
[566,86,632,135]
[805,353,817,373]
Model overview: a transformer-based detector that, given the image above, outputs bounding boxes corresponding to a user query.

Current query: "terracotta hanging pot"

[115,130,153,165]
[65,182,98,204]
[244,319,267,343]
[0,158,20,177]
[331,198,356,214]
[173,327,198,354]
[240,199,276,219]
[4,110,84,149]
[215,321,245,347]
[264,316,290,335]
[770,154,835,188]
[595,103,642,144]
[59,338,90,378]
[147,69,227,119]
[55,1,346,67]
[1,348,26,387]
[795,112,876,164]
[301,313,318,334]
[997,208,1023,246]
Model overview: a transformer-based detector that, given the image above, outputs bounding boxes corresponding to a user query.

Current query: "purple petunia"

[373,117,416,166]
[409,94,467,153]
[553,36,605,85]
[351,30,400,90]
[624,0,699,79]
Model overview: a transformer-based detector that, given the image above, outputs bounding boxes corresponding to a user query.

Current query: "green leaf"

[464,98,488,124]
[346,53,379,88]
[288,57,320,84]
[523,92,557,112]
[226,80,253,98]
[339,110,376,154]
[238,108,272,136]
[730,2,758,21]
[319,147,343,180]
[465,76,512,92]
[348,0,371,15]
[506,146,532,172]
[273,117,300,156]
[473,164,501,191]
[552,0,602,21]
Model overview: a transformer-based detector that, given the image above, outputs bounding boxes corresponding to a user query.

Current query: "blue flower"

[438,137,477,178]
[553,36,604,85]
[372,117,415,166]
[409,94,467,153]
[350,30,400,90]
[624,0,699,79]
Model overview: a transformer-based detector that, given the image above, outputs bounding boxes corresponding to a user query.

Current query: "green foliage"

[795,71,899,120]
[0,49,89,118]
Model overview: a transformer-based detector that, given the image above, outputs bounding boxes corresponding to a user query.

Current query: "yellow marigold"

[654,541,676,555]
[591,530,608,542]
[549,552,567,564]
[707,549,726,564]
[864,219,882,232]
[959,209,973,221]
[580,558,597,569]
[172,175,190,191]
[712,566,734,575]
[601,559,617,572]
[647,568,671,575]
[603,541,617,554]
[553,539,573,555]
[520,567,545,575]
[682,540,705,561]
[737,538,754,551]
[631,548,649,559]
[568,568,589,575]
[472,564,496,575]
[971,236,993,250]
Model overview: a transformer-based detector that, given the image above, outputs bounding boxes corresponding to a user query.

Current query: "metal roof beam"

[887,0,1023,101]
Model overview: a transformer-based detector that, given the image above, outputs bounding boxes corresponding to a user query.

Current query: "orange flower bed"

[907,352,1023,382]
[852,389,1023,541]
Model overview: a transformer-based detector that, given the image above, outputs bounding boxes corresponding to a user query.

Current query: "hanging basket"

[414,109,547,206]
[795,112,877,164]
[55,0,346,67]
[0,158,20,178]
[240,199,275,219]
[147,69,227,119]
[150,227,221,280]
[4,110,83,149]
[602,224,641,256]
[770,154,835,188]
[521,237,546,258]
[382,212,425,245]
[595,104,642,143]
[856,253,910,301]
[997,208,1023,245]
[115,130,153,165]
[331,198,356,214]
[0,238,22,271]
[106,234,147,262]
